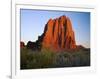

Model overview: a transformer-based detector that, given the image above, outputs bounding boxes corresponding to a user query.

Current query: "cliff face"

[39,15,76,51]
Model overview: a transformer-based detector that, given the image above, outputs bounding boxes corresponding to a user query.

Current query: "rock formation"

[26,41,41,51]
[38,15,76,51]
[25,15,77,51]
[20,41,25,48]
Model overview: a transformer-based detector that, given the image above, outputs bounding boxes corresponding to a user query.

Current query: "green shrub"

[20,48,90,69]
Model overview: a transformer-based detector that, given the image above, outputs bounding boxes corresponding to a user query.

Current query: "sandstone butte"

[21,15,77,51]
[38,15,77,51]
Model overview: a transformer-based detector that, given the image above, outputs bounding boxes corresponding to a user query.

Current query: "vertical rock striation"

[40,15,76,51]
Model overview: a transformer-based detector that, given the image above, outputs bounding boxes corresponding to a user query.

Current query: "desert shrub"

[71,50,90,66]
[21,48,55,69]
[20,48,90,69]
[20,47,28,69]
[53,52,72,67]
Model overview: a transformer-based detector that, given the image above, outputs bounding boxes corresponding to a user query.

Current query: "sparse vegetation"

[20,47,90,69]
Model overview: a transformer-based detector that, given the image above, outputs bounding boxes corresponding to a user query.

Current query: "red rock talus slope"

[40,15,76,51]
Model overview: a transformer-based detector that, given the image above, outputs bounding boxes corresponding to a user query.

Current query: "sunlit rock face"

[39,15,76,51]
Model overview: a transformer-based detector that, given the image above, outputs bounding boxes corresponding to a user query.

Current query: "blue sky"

[20,9,90,48]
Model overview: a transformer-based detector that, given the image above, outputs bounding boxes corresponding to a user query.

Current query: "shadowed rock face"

[39,15,76,51]
[26,41,41,51]
[20,41,25,48]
